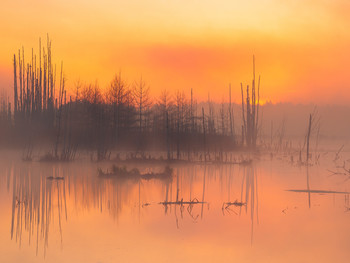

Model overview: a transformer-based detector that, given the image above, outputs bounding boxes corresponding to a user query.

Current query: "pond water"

[0,151,350,263]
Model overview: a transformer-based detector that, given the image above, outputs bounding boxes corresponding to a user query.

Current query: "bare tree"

[133,76,152,133]
[241,56,260,148]
[106,72,129,144]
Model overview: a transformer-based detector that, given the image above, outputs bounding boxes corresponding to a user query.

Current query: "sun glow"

[1,0,350,103]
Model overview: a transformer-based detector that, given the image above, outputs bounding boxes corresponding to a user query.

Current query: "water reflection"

[159,166,208,228]
[3,161,262,255]
[241,166,259,244]
[1,156,350,262]
[286,165,350,209]
[10,164,67,256]
[307,166,311,208]
[5,163,177,255]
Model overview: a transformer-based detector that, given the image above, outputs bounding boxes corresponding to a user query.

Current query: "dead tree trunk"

[229,84,234,141]
[202,107,206,162]
[306,114,312,165]
[240,56,260,149]
[13,55,18,116]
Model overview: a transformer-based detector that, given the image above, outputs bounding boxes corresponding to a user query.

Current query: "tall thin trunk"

[13,54,18,115]
[240,83,246,146]
[229,84,233,138]
[202,107,206,162]
[255,75,260,145]
[166,110,170,160]
[306,114,312,165]
[246,85,251,147]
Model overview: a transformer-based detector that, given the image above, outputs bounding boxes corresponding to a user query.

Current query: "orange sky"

[1,0,350,104]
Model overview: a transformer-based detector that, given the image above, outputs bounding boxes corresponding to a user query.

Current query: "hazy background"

[200,102,350,143]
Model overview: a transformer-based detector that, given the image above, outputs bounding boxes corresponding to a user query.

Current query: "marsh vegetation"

[1,36,350,263]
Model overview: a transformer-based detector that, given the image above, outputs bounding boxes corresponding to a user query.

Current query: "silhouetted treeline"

[61,78,239,160]
[0,37,266,158]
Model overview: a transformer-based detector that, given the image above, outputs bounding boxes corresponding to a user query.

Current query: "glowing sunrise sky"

[1,0,350,103]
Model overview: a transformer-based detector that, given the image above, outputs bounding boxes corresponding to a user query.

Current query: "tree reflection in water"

[5,162,260,255]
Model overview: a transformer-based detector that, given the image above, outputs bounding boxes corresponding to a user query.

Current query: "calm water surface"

[0,152,350,262]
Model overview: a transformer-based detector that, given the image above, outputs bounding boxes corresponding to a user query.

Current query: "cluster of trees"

[13,37,57,124]
[65,74,238,160]
[0,37,262,159]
